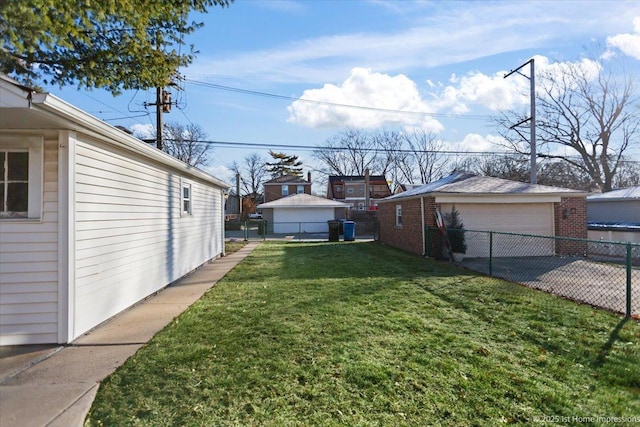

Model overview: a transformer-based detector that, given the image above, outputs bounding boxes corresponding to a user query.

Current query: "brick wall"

[554,196,588,255]
[264,184,311,202]
[378,197,426,256]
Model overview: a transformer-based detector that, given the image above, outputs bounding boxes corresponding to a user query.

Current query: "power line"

[152,137,640,165]
[184,78,491,121]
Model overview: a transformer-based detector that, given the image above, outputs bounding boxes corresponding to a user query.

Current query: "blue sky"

[45,0,640,184]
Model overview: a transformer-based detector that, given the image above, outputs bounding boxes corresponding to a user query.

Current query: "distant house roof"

[395,183,423,193]
[258,193,351,209]
[264,175,310,185]
[587,186,640,201]
[381,172,585,202]
[328,175,388,183]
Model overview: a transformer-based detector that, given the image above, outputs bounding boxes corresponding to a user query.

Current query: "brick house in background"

[377,172,587,259]
[263,173,312,203]
[327,172,392,210]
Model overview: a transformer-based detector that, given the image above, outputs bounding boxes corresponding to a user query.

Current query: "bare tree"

[229,153,267,198]
[313,128,380,176]
[162,122,211,168]
[314,127,451,190]
[612,161,640,189]
[398,129,449,185]
[496,57,640,192]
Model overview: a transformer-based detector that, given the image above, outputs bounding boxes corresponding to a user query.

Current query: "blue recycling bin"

[343,220,355,241]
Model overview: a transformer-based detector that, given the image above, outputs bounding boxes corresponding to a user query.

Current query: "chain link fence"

[426,227,639,317]
[226,220,378,242]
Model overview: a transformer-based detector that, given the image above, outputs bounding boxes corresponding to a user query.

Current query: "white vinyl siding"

[440,202,555,258]
[0,136,58,345]
[72,138,224,338]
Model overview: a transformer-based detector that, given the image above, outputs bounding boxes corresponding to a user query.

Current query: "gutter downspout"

[420,197,426,256]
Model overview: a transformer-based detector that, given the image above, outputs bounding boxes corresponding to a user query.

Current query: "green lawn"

[224,239,248,255]
[86,241,640,426]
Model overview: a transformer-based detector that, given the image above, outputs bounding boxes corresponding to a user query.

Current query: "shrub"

[445,205,467,254]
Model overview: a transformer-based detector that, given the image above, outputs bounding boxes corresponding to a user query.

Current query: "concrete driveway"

[461,256,640,316]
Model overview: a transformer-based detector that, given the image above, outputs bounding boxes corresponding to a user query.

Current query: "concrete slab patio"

[0,241,259,427]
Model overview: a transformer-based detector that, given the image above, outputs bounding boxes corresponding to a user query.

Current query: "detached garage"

[378,172,587,258]
[0,75,229,345]
[257,193,350,234]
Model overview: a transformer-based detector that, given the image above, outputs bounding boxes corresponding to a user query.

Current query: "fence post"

[489,231,493,276]
[627,242,632,318]
[244,221,248,241]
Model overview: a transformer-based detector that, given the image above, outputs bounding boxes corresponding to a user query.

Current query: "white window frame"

[0,136,43,220]
[281,185,289,196]
[347,187,355,195]
[296,184,304,194]
[395,204,403,227]
[181,179,192,216]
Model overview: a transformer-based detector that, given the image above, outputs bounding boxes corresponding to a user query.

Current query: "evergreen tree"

[1,1,232,94]
[266,150,303,178]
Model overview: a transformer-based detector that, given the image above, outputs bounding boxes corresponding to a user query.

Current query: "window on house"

[182,182,192,215]
[395,205,403,227]
[281,185,289,196]
[1,151,29,216]
[335,185,343,193]
[0,136,43,220]
[296,185,304,194]
[347,187,354,195]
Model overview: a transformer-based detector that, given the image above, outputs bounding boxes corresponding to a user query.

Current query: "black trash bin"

[327,220,340,242]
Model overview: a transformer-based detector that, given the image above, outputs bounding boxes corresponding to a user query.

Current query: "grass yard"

[86,241,640,426]
[224,239,248,255]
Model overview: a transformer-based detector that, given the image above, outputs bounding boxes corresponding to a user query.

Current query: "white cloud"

[435,70,529,112]
[450,133,509,153]
[286,54,611,135]
[605,16,640,59]
[130,123,154,139]
[287,67,444,131]
[206,164,235,183]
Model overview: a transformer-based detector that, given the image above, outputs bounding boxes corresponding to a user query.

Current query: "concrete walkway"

[0,242,259,427]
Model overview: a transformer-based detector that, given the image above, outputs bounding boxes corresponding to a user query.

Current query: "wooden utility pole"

[156,87,163,150]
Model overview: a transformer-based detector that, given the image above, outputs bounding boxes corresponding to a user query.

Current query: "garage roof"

[381,172,586,202]
[258,193,351,208]
[587,186,640,201]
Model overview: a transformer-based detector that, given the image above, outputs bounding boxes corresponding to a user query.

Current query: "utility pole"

[504,58,537,184]
[144,86,172,150]
[156,87,163,150]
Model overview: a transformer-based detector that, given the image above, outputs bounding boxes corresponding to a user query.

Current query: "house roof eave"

[37,94,230,190]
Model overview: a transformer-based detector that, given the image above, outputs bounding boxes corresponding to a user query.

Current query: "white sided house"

[0,76,229,345]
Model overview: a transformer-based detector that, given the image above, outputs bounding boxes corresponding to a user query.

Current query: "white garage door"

[273,208,335,233]
[440,203,555,258]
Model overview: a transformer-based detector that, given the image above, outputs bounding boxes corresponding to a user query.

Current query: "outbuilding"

[587,186,640,245]
[0,75,230,345]
[378,172,587,258]
[257,193,350,234]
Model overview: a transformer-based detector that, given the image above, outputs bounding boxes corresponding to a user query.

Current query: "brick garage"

[378,173,587,258]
